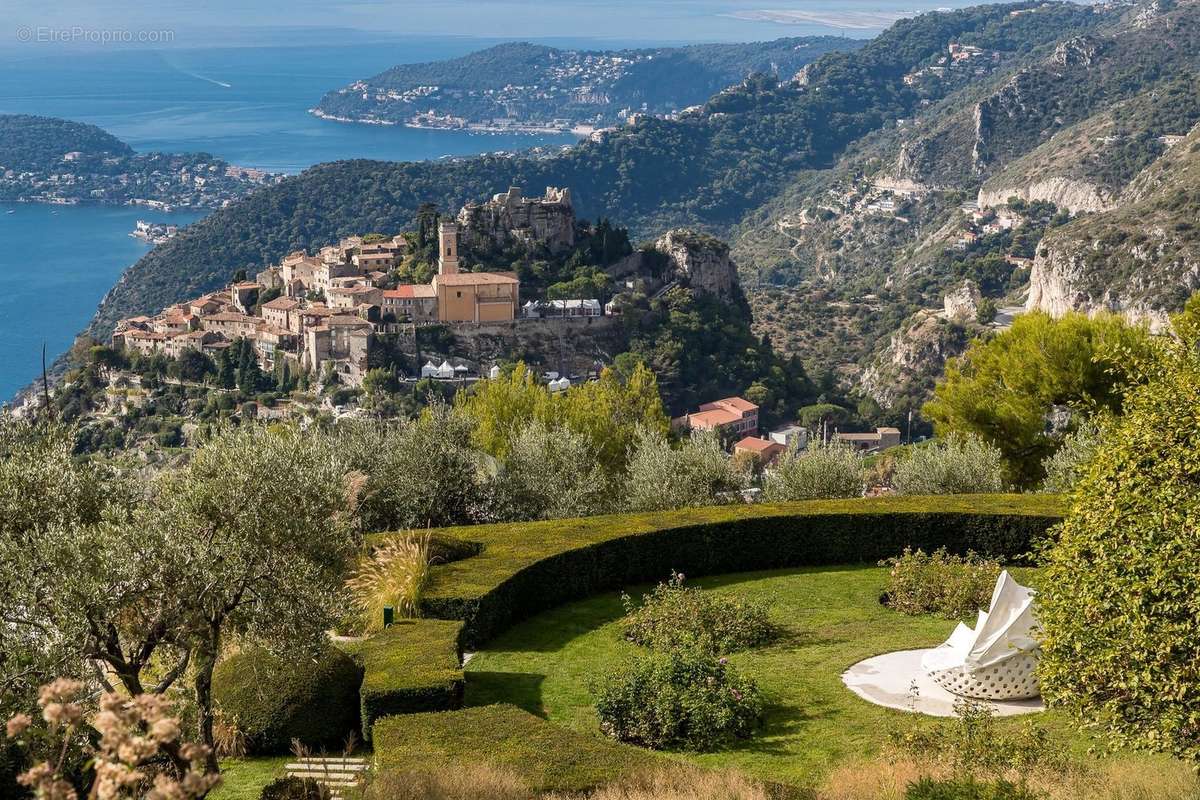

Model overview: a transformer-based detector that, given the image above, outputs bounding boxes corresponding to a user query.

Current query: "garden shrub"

[761,440,863,501]
[1038,420,1100,494]
[892,434,1006,495]
[1038,330,1200,764]
[491,421,612,521]
[621,572,773,653]
[346,534,432,632]
[259,777,331,800]
[592,647,762,751]
[356,619,465,740]
[890,699,1060,777]
[212,644,363,755]
[904,777,1041,800]
[881,547,1001,619]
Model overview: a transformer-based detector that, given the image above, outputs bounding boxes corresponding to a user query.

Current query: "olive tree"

[0,423,357,771]
[1038,334,1200,763]
[891,433,1006,495]
[761,440,862,501]
[624,428,746,512]
[491,421,611,521]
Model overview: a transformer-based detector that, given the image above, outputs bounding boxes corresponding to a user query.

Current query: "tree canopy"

[923,311,1154,485]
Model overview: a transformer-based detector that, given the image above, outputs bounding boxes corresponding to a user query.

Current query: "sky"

[0,0,973,49]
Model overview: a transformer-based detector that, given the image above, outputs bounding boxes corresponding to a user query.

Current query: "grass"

[209,756,290,800]
[463,564,1093,789]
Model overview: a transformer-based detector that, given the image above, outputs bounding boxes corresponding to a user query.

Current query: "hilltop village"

[112,187,598,387]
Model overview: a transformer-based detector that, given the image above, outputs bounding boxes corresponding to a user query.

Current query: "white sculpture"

[921,570,1041,700]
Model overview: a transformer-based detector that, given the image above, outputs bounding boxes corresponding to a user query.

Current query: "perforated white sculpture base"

[842,649,1044,718]
[929,652,1040,700]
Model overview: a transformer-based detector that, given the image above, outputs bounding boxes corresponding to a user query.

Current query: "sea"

[0,41,581,401]
[0,0,977,401]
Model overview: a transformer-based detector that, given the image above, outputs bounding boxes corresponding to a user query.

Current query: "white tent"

[548,377,571,392]
[420,360,440,379]
[488,365,501,379]
[436,360,455,379]
[921,571,1041,700]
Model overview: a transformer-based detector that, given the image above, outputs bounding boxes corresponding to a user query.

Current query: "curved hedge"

[396,495,1063,649]
[356,619,465,740]
[212,645,364,754]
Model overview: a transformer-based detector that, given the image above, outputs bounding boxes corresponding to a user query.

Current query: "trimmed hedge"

[356,619,465,741]
[383,495,1063,649]
[212,645,364,755]
[372,704,659,793]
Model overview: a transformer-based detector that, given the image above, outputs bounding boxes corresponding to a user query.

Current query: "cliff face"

[978,177,1114,214]
[859,311,971,409]
[654,229,738,298]
[457,186,576,254]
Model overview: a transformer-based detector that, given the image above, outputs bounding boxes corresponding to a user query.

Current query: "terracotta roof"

[384,285,436,299]
[734,436,781,453]
[435,272,519,286]
[232,281,259,289]
[262,296,300,310]
[703,396,758,413]
[686,408,741,428]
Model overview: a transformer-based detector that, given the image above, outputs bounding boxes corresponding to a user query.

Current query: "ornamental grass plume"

[5,678,219,800]
[346,534,432,631]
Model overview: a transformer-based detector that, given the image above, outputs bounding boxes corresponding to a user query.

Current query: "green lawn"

[465,565,1086,788]
[209,757,290,800]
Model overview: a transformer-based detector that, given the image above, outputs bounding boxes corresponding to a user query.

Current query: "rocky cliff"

[859,311,972,409]
[457,186,576,255]
[654,229,739,297]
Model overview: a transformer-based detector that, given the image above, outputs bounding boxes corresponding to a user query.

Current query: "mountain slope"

[87,2,1102,341]
[313,38,862,129]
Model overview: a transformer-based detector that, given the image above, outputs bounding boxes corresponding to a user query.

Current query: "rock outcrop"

[859,310,971,408]
[943,280,983,321]
[654,229,738,297]
[977,177,1114,214]
[457,186,576,254]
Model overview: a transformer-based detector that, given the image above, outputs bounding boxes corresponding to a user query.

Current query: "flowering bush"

[592,648,762,751]
[4,678,219,800]
[881,548,1000,619]
[621,572,773,654]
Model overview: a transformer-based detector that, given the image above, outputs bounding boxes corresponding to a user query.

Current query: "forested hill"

[0,115,133,170]
[314,37,863,128]
[86,2,1106,339]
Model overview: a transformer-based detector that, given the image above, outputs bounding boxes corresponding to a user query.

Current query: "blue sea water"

[0,41,584,401]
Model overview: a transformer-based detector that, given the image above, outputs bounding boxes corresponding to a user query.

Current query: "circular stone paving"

[842,649,1044,718]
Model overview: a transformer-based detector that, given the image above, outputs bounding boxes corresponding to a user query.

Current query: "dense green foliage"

[924,312,1154,485]
[356,620,465,740]
[211,645,363,755]
[0,114,131,168]
[373,705,658,793]
[881,547,1001,619]
[620,571,774,654]
[592,646,763,751]
[316,38,862,126]
[1038,330,1200,764]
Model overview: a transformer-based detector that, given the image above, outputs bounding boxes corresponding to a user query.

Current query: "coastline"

[310,108,596,138]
